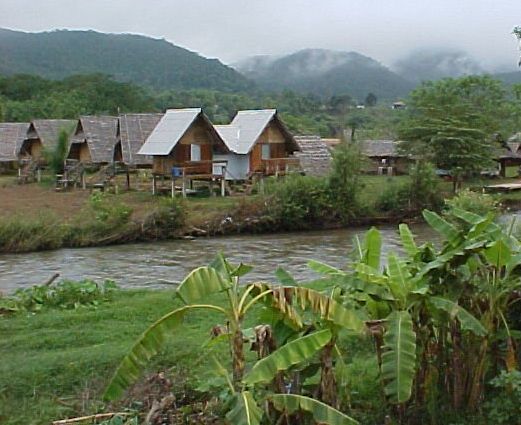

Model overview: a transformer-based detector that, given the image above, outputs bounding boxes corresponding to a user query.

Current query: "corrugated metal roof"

[138,108,202,156]
[294,135,332,176]
[225,109,277,154]
[214,125,241,153]
[119,113,163,165]
[0,122,29,162]
[70,116,118,163]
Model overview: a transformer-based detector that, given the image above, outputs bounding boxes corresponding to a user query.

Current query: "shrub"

[43,128,70,175]
[375,180,409,212]
[265,174,333,230]
[484,371,521,425]
[142,197,186,238]
[0,279,118,313]
[445,188,499,217]
[327,141,365,221]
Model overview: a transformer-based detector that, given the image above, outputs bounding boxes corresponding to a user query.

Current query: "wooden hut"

[20,119,76,161]
[214,109,300,180]
[138,109,229,195]
[68,116,119,164]
[294,135,332,176]
[117,113,163,167]
[360,140,410,175]
[0,122,30,170]
[497,134,521,177]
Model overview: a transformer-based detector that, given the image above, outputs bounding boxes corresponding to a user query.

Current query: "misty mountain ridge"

[0,28,252,92]
[234,48,415,100]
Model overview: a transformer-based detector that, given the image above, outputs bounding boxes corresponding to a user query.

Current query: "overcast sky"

[1,0,520,70]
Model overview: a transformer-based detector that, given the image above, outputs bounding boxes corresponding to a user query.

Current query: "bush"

[327,141,365,221]
[484,371,521,425]
[142,197,186,238]
[445,189,499,217]
[265,174,333,230]
[375,180,409,212]
[0,279,118,313]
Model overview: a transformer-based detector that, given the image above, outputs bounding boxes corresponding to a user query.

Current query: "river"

[0,223,442,293]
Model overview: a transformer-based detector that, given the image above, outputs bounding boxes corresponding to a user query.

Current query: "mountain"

[0,28,252,92]
[494,70,521,86]
[393,49,485,83]
[233,49,415,100]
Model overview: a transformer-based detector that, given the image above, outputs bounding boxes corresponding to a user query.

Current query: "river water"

[0,223,441,293]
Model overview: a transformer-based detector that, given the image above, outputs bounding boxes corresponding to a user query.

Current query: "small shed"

[214,109,301,180]
[20,119,76,160]
[360,140,410,175]
[497,134,521,177]
[118,113,163,167]
[294,135,332,176]
[0,122,30,166]
[68,116,119,164]
[138,108,228,177]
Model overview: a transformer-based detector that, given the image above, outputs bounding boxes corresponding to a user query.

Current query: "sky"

[1,0,520,70]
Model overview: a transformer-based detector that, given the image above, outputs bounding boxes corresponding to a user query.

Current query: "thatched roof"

[360,140,405,158]
[0,122,30,162]
[26,119,76,151]
[497,141,521,160]
[216,109,300,154]
[294,135,332,176]
[119,113,163,165]
[70,116,118,163]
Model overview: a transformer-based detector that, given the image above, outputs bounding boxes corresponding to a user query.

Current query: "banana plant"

[104,254,274,400]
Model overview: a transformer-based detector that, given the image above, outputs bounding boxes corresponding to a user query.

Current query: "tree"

[365,92,377,107]
[398,76,508,191]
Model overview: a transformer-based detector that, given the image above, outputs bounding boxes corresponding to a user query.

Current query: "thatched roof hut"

[360,140,410,175]
[0,122,30,162]
[294,135,332,176]
[68,116,119,164]
[21,119,76,159]
[118,113,163,167]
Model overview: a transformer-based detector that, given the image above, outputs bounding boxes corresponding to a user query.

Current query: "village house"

[67,116,119,165]
[117,113,163,168]
[293,135,332,176]
[213,109,301,180]
[496,133,521,177]
[20,119,76,161]
[360,140,410,175]
[0,122,30,170]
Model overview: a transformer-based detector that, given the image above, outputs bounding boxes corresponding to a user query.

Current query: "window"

[261,144,271,160]
[190,144,201,161]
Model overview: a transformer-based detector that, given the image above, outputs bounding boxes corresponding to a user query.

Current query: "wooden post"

[126,166,130,190]
[81,171,86,190]
[37,167,41,183]
[171,177,175,199]
[182,169,187,198]
[152,174,156,195]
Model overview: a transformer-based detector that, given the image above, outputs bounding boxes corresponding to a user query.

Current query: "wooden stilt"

[171,177,175,199]
[182,169,187,198]
[37,168,41,183]
[81,171,86,190]
[152,175,156,195]
[221,177,226,197]
[126,166,130,190]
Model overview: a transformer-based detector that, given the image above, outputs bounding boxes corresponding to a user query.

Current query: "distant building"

[0,122,30,169]
[294,135,332,177]
[392,101,407,110]
[20,119,76,161]
[67,116,119,164]
[360,140,410,175]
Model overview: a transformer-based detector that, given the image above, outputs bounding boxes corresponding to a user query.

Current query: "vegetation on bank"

[3,196,521,424]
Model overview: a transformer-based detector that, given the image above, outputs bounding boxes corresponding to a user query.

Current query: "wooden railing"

[255,157,301,176]
[171,160,228,178]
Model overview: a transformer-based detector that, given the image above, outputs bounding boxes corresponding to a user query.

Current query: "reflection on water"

[0,224,438,293]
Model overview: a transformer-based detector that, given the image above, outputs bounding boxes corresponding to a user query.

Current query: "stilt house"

[117,113,163,167]
[360,140,410,175]
[68,116,119,164]
[137,108,228,177]
[20,119,76,161]
[214,109,300,180]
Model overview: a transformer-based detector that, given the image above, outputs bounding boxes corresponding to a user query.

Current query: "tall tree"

[398,76,509,191]
[364,92,377,107]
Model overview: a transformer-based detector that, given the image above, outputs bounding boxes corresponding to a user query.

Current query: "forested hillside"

[0,28,252,92]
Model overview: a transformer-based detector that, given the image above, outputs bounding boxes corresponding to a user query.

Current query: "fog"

[1,0,519,71]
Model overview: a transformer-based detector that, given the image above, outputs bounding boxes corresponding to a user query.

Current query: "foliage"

[484,370,521,424]
[43,128,70,175]
[398,75,514,190]
[444,189,499,223]
[264,175,333,230]
[0,279,118,313]
[327,141,365,221]
[364,93,377,107]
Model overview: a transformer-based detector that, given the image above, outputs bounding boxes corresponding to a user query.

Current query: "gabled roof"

[216,109,299,154]
[70,116,118,163]
[27,119,76,151]
[294,135,332,176]
[139,108,218,156]
[119,113,163,165]
[360,140,405,157]
[0,122,30,162]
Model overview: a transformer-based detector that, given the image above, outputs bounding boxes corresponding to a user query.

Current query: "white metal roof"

[217,109,277,155]
[138,108,202,156]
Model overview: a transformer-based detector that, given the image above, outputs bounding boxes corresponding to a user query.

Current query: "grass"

[0,290,230,424]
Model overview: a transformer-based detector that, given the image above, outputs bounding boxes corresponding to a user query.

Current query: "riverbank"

[0,174,516,254]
